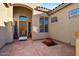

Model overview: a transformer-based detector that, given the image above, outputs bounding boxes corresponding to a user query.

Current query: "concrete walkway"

[0,39,75,56]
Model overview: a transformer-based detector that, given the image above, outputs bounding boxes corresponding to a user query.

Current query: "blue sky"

[40,3,61,10]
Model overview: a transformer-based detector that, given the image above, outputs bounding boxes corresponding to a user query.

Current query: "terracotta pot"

[74,32,79,38]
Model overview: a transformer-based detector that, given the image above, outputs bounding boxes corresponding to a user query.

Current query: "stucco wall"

[13,3,40,10]
[13,6,32,21]
[0,3,13,48]
[49,3,79,46]
[32,10,48,40]
[76,39,79,55]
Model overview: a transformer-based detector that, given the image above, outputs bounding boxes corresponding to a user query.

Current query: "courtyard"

[0,39,75,56]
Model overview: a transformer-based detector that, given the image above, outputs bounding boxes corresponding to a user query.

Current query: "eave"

[3,3,12,8]
[48,3,72,15]
[35,6,51,13]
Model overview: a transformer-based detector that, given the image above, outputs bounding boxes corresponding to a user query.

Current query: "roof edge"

[35,6,51,13]
[48,3,72,15]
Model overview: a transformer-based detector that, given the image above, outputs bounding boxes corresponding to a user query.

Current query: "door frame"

[19,20,28,37]
[13,21,18,39]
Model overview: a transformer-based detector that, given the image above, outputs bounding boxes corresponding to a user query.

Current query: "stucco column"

[74,32,79,56]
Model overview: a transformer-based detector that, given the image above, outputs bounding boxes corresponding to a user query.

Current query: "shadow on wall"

[0,26,7,48]
[0,21,13,48]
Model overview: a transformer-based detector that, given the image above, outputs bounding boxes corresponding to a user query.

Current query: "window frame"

[51,17,58,23]
[39,16,48,33]
[69,8,79,19]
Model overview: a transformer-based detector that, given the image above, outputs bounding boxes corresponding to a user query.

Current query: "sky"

[40,3,61,10]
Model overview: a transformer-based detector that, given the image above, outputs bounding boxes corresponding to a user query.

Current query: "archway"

[13,3,33,40]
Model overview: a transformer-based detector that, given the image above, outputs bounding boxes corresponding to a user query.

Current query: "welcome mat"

[19,36,27,41]
[42,38,57,47]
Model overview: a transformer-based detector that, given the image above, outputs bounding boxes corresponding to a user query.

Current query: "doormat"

[19,37,27,41]
[42,38,57,47]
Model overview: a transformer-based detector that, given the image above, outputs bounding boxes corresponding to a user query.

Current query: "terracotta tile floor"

[0,39,75,56]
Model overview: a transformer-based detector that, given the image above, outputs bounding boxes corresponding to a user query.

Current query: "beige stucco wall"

[13,6,32,21]
[0,3,13,48]
[24,3,40,9]
[32,10,48,40]
[49,3,79,46]
[76,39,79,56]
[13,3,40,10]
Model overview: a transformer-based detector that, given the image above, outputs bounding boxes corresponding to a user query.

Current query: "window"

[19,16,28,21]
[69,8,79,19]
[51,17,58,23]
[40,16,48,32]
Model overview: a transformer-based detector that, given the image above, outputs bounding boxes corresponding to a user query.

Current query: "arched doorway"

[13,3,32,40]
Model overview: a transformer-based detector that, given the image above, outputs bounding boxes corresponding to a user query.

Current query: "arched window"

[19,16,28,20]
